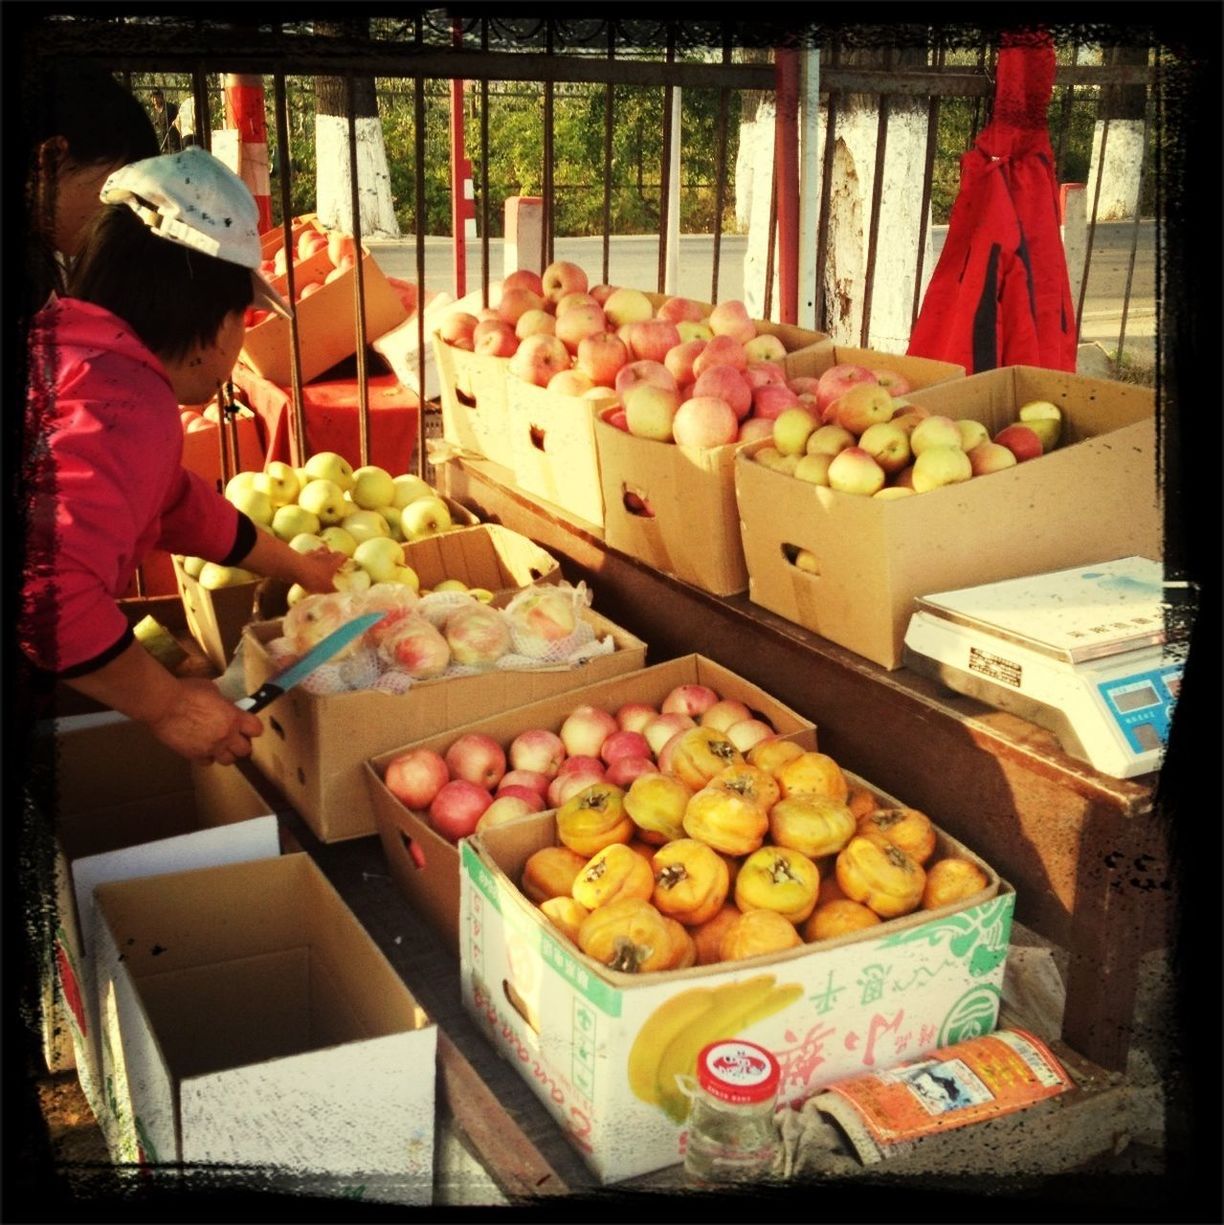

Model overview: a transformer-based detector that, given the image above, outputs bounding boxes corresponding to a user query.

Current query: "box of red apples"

[736,364,1158,669]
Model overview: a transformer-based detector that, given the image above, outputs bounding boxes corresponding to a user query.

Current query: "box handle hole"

[503,979,541,1034]
[782,542,819,578]
[269,716,285,739]
[456,387,478,409]
[399,831,427,870]
[621,483,655,518]
[529,425,547,452]
[296,766,306,785]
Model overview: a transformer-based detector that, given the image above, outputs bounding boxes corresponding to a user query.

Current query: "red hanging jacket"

[908,31,1078,374]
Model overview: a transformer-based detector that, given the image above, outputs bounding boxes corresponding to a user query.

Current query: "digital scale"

[902,557,1187,780]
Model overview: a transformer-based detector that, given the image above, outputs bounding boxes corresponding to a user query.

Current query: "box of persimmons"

[453,686,1013,1183]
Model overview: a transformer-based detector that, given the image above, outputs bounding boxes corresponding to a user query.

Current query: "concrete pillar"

[503,196,544,278]
[664,88,682,295]
[1085,120,1145,221]
[741,101,779,319]
[1061,182,1088,308]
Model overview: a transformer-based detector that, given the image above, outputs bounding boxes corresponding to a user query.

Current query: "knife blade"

[236,611,386,713]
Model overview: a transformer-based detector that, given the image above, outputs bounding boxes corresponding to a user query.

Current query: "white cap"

[100,146,291,319]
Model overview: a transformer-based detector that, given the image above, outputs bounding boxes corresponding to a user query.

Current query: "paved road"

[366,218,1156,363]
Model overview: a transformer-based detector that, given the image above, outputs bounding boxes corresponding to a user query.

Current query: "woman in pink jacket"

[20,148,347,766]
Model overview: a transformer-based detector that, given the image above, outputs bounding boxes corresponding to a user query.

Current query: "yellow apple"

[318,525,358,557]
[297,478,348,525]
[303,450,355,492]
[351,465,396,510]
[400,495,453,540]
[228,485,275,526]
[288,531,328,554]
[341,509,391,544]
[391,474,435,508]
[1018,400,1063,450]
[353,536,405,583]
[393,564,421,591]
[271,503,321,542]
[224,471,258,502]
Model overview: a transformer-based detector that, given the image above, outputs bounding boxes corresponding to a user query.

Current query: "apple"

[657,295,706,324]
[891,464,916,490]
[725,719,777,753]
[672,396,738,448]
[385,748,451,811]
[787,376,822,397]
[664,338,709,386]
[444,603,512,666]
[955,419,991,453]
[614,359,676,399]
[1018,400,1063,450]
[910,414,964,455]
[707,299,756,345]
[555,302,607,353]
[262,460,301,505]
[833,383,896,435]
[661,684,719,718]
[589,283,618,306]
[331,559,372,596]
[271,503,321,542]
[392,474,435,508]
[514,308,557,340]
[968,440,1019,475]
[541,259,589,305]
[445,733,507,791]
[439,311,480,349]
[473,319,519,357]
[508,728,567,779]
[556,291,600,317]
[815,364,877,417]
[871,368,912,396]
[806,423,856,457]
[692,334,747,377]
[749,383,801,421]
[615,702,660,734]
[503,268,545,297]
[548,766,607,809]
[429,779,493,843]
[793,453,832,485]
[743,333,788,365]
[547,368,597,397]
[506,586,579,652]
[994,422,1045,462]
[318,525,358,556]
[224,471,257,502]
[625,319,682,365]
[287,531,328,556]
[643,712,697,756]
[623,381,681,442]
[509,333,571,387]
[693,365,752,420]
[498,769,551,799]
[341,509,390,544]
[699,698,753,735]
[197,562,258,590]
[327,230,358,268]
[350,464,396,510]
[604,408,629,431]
[857,421,912,474]
[475,794,542,832]
[497,286,546,326]
[912,445,974,492]
[603,286,655,328]
[827,447,886,496]
[604,756,658,788]
[743,361,787,391]
[676,319,714,343]
[600,729,652,767]
[772,407,819,456]
[400,496,453,540]
[559,704,618,759]
[576,332,630,387]
[738,417,776,444]
[873,486,917,500]
[889,405,932,436]
[297,228,329,261]
[351,536,405,583]
[303,450,355,492]
[557,753,605,779]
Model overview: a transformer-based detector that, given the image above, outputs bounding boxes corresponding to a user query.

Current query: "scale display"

[1097,665,1180,754]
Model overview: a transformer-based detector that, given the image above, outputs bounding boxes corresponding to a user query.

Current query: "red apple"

[475,794,540,832]
[541,259,589,305]
[439,311,480,349]
[589,283,618,306]
[547,767,607,809]
[968,440,1019,475]
[558,704,618,758]
[604,756,659,788]
[871,368,912,397]
[472,318,519,357]
[297,229,329,261]
[661,684,720,718]
[857,421,912,475]
[508,728,566,779]
[743,362,787,391]
[514,308,556,340]
[493,785,547,812]
[557,754,605,779]
[827,446,887,496]
[616,702,660,734]
[657,295,706,324]
[555,302,607,353]
[625,319,682,365]
[614,359,677,399]
[384,748,451,811]
[502,268,544,297]
[692,334,748,377]
[737,417,775,443]
[497,287,546,326]
[547,369,597,397]
[556,291,600,317]
[576,332,630,387]
[444,733,507,791]
[833,383,896,435]
[327,231,358,268]
[663,338,708,387]
[508,333,571,387]
[429,779,493,842]
[993,423,1045,463]
[752,383,802,421]
[498,769,551,799]
[743,334,788,365]
[698,698,753,735]
[815,364,877,418]
[672,396,738,448]
[725,720,778,753]
[600,729,652,767]
[623,381,681,442]
[708,299,756,345]
[693,365,752,421]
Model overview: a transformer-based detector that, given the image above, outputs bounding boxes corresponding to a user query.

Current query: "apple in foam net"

[380,616,452,678]
[708,299,756,345]
[910,414,964,455]
[643,712,697,757]
[541,259,589,305]
[444,733,507,791]
[815,364,877,417]
[384,748,451,811]
[429,780,493,843]
[993,423,1044,462]
[473,319,518,357]
[693,365,752,420]
[828,446,887,496]
[672,396,738,448]
[576,333,629,387]
[444,603,512,666]
[834,383,896,436]
[555,303,607,353]
[626,319,682,365]
[692,334,747,377]
[623,381,681,442]
[912,445,973,492]
[559,704,618,759]
[603,287,655,328]
[509,333,571,387]
[968,440,1019,475]
[508,728,566,779]
[664,338,708,386]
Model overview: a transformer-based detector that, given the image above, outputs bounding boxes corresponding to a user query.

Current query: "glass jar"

[681,1038,781,1186]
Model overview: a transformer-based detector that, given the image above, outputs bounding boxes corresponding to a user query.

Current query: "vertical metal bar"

[1114,94,1152,363]
[414,72,428,480]
[773,44,801,326]
[541,21,555,274]
[657,27,676,295]
[911,39,944,330]
[272,71,307,466]
[193,67,211,153]
[215,383,230,487]
[813,43,840,332]
[346,73,370,470]
[1054,39,1079,178]
[224,382,242,483]
[860,52,893,349]
[763,150,778,324]
[602,25,615,287]
[1076,115,1111,341]
[710,35,731,305]
[480,19,491,308]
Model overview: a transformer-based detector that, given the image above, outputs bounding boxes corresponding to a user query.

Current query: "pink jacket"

[21,298,249,676]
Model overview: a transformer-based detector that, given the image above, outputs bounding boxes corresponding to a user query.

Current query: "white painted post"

[1061,182,1088,310]
[1085,120,1145,221]
[503,196,544,277]
[664,88,682,295]
[742,99,778,318]
[796,48,822,331]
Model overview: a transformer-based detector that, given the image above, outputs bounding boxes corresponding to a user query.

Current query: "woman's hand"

[146,677,264,765]
[236,530,348,594]
[294,545,350,593]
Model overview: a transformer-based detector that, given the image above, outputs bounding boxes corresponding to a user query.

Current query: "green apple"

[297,478,348,525]
[286,582,309,607]
[378,504,404,541]
[332,559,372,595]
[341,509,390,544]
[391,473,435,508]
[224,471,258,502]
[353,536,405,583]
[303,450,355,492]
[182,555,206,579]
[393,564,421,591]
[198,562,258,590]
[288,531,328,555]
[263,460,301,505]
[399,495,453,540]
[228,485,275,526]
[271,503,321,542]
[351,465,396,510]
[319,526,358,557]
[469,587,495,604]
[1018,400,1063,450]
[432,578,468,593]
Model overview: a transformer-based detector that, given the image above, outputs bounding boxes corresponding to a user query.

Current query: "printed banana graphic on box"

[627,974,803,1123]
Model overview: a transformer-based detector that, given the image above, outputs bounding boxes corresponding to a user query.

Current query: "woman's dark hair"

[68,205,253,362]
[23,63,159,314]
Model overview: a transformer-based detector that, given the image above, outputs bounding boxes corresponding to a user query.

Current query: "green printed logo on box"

[462,843,501,914]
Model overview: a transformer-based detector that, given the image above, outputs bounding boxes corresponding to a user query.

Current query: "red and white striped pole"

[224,73,273,233]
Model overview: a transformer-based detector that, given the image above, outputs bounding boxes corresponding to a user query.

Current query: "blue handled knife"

[236,611,386,713]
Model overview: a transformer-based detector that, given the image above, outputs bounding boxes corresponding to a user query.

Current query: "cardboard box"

[433,332,514,463]
[245,599,649,844]
[782,340,965,392]
[94,853,436,1203]
[365,654,819,958]
[171,554,265,673]
[40,712,280,1140]
[736,366,1160,669]
[459,795,1013,1183]
[259,213,320,260]
[241,248,409,387]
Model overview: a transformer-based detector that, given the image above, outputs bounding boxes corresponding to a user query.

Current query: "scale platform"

[903,557,1185,780]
